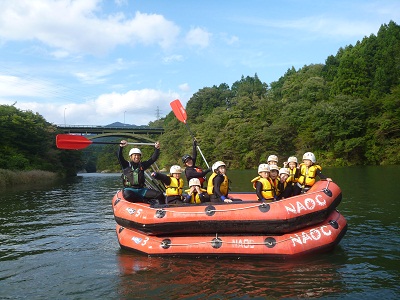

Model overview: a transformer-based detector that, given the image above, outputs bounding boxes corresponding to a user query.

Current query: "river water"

[0,166,399,299]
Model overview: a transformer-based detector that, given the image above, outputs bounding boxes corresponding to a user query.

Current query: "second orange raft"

[116,209,347,258]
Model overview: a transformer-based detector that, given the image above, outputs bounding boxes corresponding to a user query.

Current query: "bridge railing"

[56,124,164,135]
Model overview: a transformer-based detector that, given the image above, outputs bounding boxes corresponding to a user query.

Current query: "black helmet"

[182,154,192,163]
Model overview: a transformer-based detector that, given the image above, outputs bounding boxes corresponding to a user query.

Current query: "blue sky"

[0,0,399,126]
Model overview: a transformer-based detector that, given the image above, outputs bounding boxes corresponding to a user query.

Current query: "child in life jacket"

[151,165,184,204]
[292,152,332,195]
[277,168,293,200]
[267,154,279,167]
[251,163,275,202]
[207,161,233,203]
[185,178,208,204]
[283,156,300,187]
[268,164,280,200]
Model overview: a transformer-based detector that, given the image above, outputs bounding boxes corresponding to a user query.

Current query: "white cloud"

[185,27,211,48]
[72,58,130,84]
[225,35,239,45]
[0,0,181,55]
[281,17,380,38]
[178,83,190,92]
[163,54,184,64]
[50,50,71,59]
[0,74,59,97]
[9,88,181,126]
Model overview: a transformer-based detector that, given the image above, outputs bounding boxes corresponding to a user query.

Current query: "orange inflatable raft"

[115,210,347,258]
[112,180,342,235]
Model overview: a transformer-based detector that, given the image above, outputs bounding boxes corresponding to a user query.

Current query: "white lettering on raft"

[284,195,327,214]
[290,225,332,247]
[231,239,255,248]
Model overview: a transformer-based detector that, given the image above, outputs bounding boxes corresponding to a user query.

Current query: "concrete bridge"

[57,124,164,142]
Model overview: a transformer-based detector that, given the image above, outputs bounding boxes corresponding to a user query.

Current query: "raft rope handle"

[325,180,331,189]
[163,211,342,248]
[159,203,263,215]
[118,186,329,215]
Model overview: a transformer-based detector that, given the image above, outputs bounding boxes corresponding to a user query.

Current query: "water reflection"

[116,250,346,299]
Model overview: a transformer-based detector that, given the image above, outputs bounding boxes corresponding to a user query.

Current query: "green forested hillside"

[0,104,83,176]
[153,21,400,169]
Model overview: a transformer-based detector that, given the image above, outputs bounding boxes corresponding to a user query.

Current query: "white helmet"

[279,168,290,176]
[129,148,142,156]
[287,156,298,164]
[258,163,270,173]
[170,165,182,174]
[269,164,280,172]
[212,161,226,172]
[189,178,201,187]
[267,155,278,163]
[303,152,316,163]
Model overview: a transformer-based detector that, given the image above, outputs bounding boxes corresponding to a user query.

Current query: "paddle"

[170,99,210,168]
[56,134,154,150]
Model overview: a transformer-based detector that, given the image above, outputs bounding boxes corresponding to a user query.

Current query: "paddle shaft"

[56,134,155,149]
[185,123,210,168]
[170,99,209,168]
[89,141,154,146]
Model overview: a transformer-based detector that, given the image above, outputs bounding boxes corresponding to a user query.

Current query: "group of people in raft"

[118,139,331,205]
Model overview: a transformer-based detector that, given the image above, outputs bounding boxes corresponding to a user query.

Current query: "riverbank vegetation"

[1,21,399,178]
[0,104,84,185]
[0,169,60,189]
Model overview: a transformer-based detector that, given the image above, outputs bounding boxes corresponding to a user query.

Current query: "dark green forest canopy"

[154,20,400,169]
[1,21,400,174]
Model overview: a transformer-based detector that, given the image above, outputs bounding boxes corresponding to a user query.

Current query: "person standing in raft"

[118,140,165,204]
[292,152,332,196]
[151,165,185,204]
[207,161,233,203]
[185,178,208,204]
[251,163,275,202]
[182,139,211,188]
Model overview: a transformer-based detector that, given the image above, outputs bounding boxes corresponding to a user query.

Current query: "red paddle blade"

[170,99,187,123]
[56,134,92,149]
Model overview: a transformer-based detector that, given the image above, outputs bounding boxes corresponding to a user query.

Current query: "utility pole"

[156,106,161,120]
[64,108,67,126]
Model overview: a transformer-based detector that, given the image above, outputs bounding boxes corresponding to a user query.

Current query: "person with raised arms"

[118,140,165,204]
[182,139,212,188]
